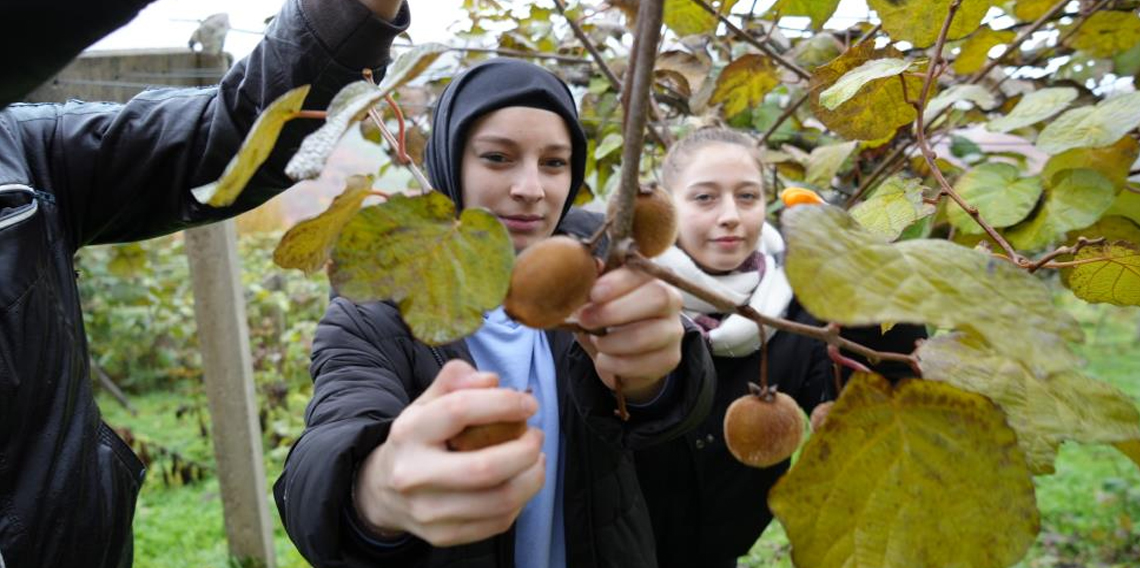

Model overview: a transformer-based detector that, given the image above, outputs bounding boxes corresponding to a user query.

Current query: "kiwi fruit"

[504,235,598,329]
[608,184,678,258]
[809,401,835,432]
[723,385,804,469]
[447,421,529,452]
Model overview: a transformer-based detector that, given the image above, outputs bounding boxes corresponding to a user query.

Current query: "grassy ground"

[98,294,1138,568]
[742,297,1140,568]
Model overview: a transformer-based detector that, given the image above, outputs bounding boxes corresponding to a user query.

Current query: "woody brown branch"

[687,0,812,81]
[624,252,921,372]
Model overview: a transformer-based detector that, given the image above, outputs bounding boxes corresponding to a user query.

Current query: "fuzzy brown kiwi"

[723,386,804,468]
[809,401,835,432]
[447,421,529,452]
[503,235,598,329]
[608,185,678,258]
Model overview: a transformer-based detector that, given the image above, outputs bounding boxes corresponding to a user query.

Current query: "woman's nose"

[510,163,544,202]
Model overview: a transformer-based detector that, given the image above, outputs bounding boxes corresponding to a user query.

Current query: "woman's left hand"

[575,267,684,403]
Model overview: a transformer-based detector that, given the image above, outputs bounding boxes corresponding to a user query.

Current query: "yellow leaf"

[710,54,780,118]
[1060,216,1140,306]
[1068,10,1140,58]
[1106,190,1140,226]
[192,85,311,207]
[867,0,992,48]
[770,0,841,29]
[953,26,1016,75]
[656,50,710,98]
[809,43,924,141]
[1115,440,1140,470]
[782,205,1084,375]
[769,373,1039,568]
[378,43,449,93]
[330,192,514,345]
[663,0,739,37]
[273,175,373,275]
[819,57,912,111]
[849,175,936,240]
[1043,136,1140,189]
[920,333,1140,474]
[1013,0,1054,22]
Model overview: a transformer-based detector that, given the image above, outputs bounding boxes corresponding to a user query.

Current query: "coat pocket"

[0,184,47,392]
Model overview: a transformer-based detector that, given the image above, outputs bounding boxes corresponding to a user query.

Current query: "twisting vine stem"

[362,69,433,191]
[687,0,811,81]
[624,251,922,374]
[551,0,673,147]
[911,0,1027,265]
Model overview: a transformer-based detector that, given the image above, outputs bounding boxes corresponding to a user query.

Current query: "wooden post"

[186,220,276,568]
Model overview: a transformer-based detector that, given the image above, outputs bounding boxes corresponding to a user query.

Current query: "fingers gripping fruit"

[447,420,529,452]
[724,384,805,468]
[504,236,598,329]
[608,184,678,258]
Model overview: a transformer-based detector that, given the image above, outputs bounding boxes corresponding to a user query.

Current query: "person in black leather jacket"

[634,128,925,568]
[274,59,716,568]
[0,1,408,567]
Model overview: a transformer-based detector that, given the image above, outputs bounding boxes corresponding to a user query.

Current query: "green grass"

[743,297,1140,568]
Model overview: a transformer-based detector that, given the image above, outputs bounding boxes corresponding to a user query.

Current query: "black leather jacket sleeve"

[0,0,409,250]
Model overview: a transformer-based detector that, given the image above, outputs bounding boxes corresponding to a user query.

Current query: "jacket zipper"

[429,346,445,368]
[0,184,39,231]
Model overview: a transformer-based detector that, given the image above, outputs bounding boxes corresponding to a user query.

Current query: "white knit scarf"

[653,223,794,357]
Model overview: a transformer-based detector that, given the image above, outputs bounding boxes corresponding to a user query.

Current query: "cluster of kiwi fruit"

[446,185,678,452]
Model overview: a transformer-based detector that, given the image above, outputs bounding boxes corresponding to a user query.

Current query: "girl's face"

[671,143,766,273]
[461,106,573,252]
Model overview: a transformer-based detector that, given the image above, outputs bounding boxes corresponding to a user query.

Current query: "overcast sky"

[87,0,882,61]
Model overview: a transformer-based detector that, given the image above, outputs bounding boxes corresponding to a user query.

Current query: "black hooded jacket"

[0,2,408,566]
[273,59,716,568]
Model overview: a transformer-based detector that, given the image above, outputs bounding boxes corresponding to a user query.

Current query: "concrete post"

[185,220,276,568]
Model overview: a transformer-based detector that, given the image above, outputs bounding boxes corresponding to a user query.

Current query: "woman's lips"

[711,236,744,250]
[499,214,544,232]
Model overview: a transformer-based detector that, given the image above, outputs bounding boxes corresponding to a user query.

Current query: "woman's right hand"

[351,360,545,547]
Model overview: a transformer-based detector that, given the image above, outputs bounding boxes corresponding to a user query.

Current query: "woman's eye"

[738,192,760,202]
[481,152,509,163]
[543,157,569,168]
[693,193,714,203]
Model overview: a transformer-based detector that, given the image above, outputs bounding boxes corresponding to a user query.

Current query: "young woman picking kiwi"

[274,59,716,568]
[632,128,925,568]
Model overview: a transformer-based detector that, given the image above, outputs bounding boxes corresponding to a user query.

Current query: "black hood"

[424,58,588,223]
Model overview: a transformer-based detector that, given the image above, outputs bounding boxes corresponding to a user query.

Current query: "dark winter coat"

[273,210,717,568]
[635,303,924,567]
[0,2,408,566]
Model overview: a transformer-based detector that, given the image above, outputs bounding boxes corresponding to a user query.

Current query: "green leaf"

[377,42,449,93]
[1115,440,1140,470]
[1042,136,1140,189]
[782,205,1083,375]
[769,373,1038,568]
[329,192,514,345]
[867,0,992,48]
[947,162,1043,234]
[805,141,858,188]
[771,0,841,30]
[818,57,912,111]
[286,81,387,181]
[924,83,998,123]
[1006,168,1117,250]
[953,26,1016,75]
[1036,92,1140,155]
[272,175,373,274]
[595,132,623,160]
[985,87,1077,133]
[810,44,924,140]
[1060,216,1140,306]
[663,0,739,37]
[710,55,781,118]
[1113,40,1140,77]
[919,333,1140,474]
[949,134,983,158]
[1068,10,1140,58]
[849,176,935,240]
[191,85,311,207]
[1106,190,1140,225]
